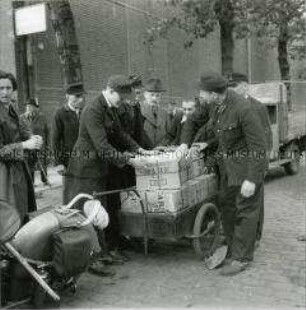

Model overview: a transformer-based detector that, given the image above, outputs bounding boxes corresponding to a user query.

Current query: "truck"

[249,82,306,175]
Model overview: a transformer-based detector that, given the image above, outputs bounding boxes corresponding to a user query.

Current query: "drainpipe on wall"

[247,36,252,84]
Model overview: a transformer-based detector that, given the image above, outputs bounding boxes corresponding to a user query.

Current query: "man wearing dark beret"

[181,72,268,276]
[228,72,272,247]
[65,75,147,273]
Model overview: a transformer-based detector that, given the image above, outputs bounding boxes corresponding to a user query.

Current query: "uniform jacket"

[117,101,152,149]
[66,94,140,179]
[0,103,36,242]
[52,105,80,167]
[141,103,169,148]
[211,90,268,186]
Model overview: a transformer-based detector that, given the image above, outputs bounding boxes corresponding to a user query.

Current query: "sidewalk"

[34,166,63,194]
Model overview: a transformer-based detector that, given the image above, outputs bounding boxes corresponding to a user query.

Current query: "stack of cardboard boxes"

[120,150,217,215]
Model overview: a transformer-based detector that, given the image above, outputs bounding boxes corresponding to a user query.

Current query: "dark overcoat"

[0,104,36,242]
[52,105,79,167]
[66,94,140,180]
[117,101,152,149]
[141,103,170,148]
[211,90,268,186]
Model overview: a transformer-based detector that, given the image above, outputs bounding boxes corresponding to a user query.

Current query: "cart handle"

[63,193,94,209]
[92,186,136,198]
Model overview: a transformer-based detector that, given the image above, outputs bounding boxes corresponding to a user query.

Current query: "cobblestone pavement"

[36,161,306,309]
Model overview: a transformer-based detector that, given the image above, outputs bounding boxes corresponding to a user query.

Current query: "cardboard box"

[193,178,204,203]
[189,158,205,178]
[133,153,188,176]
[195,174,210,200]
[120,191,142,213]
[134,152,189,190]
[206,174,218,194]
[181,181,197,209]
[120,189,183,214]
[143,190,183,214]
[136,169,188,191]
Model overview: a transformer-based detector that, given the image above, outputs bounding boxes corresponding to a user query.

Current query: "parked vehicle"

[249,82,306,175]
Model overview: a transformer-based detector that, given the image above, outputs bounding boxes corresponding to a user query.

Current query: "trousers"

[219,176,263,261]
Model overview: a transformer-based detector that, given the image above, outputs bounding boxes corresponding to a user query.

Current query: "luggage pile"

[120,148,217,214]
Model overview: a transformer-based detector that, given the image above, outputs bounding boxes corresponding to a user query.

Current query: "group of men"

[39,71,271,277]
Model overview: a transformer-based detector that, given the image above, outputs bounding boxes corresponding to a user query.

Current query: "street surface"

[36,160,306,309]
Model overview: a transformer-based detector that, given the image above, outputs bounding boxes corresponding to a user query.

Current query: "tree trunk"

[219,21,234,76]
[47,0,83,88]
[214,0,235,77]
[278,22,292,111]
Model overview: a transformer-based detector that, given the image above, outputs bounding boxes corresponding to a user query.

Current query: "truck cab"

[249,82,305,174]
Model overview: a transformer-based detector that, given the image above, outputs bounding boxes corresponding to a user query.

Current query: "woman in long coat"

[0,71,43,243]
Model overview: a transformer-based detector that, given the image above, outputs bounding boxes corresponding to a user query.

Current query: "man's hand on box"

[192,142,208,151]
[128,157,148,168]
[187,142,208,160]
[175,143,189,159]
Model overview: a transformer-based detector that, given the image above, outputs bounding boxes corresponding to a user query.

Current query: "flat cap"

[66,82,84,95]
[228,72,248,87]
[26,98,39,108]
[107,75,132,94]
[129,74,142,88]
[199,73,227,93]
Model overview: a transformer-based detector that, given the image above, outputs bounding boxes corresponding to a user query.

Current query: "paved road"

[36,162,306,309]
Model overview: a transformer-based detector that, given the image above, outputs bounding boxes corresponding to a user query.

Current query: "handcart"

[93,182,220,260]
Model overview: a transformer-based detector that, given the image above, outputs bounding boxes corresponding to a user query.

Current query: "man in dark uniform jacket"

[65,75,144,272]
[52,83,83,170]
[228,72,272,246]
[183,73,268,276]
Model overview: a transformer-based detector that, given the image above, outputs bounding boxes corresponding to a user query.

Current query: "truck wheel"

[283,144,300,175]
[193,203,220,259]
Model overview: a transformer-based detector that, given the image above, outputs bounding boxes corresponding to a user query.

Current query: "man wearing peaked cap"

[64,74,149,274]
[181,72,268,276]
[228,72,272,247]
[65,82,85,95]
[140,78,172,148]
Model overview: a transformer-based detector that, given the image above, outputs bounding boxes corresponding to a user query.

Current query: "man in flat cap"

[65,75,147,274]
[20,98,49,185]
[140,78,171,148]
[182,73,268,276]
[52,83,84,174]
[228,72,272,247]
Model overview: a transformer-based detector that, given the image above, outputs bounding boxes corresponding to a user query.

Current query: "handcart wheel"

[192,203,220,259]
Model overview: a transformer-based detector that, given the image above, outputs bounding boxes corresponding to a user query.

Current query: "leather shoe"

[88,260,116,277]
[220,260,249,276]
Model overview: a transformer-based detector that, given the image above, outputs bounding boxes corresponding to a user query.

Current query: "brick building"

[1,0,293,124]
